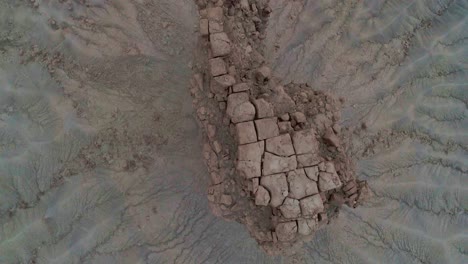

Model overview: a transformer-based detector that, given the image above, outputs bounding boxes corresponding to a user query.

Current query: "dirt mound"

[189,0,368,255]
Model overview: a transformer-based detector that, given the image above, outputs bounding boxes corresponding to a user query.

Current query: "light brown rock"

[292,112,307,123]
[318,171,342,191]
[292,129,319,154]
[279,198,301,218]
[297,218,318,236]
[209,58,227,77]
[255,185,270,206]
[220,194,232,205]
[296,153,321,168]
[200,18,209,36]
[278,121,293,134]
[237,141,264,178]
[206,7,223,21]
[287,169,319,199]
[253,98,274,118]
[263,152,297,175]
[236,121,257,144]
[255,117,279,140]
[260,173,288,207]
[255,65,271,84]
[213,74,236,87]
[275,221,297,242]
[279,113,290,121]
[300,194,324,216]
[208,20,223,33]
[304,166,319,181]
[265,134,295,156]
[210,32,231,57]
[210,172,223,184]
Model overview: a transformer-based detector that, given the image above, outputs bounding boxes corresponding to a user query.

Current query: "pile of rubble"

[189,0,368,255]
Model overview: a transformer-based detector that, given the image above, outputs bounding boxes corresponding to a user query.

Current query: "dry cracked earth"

[0,0,467,264]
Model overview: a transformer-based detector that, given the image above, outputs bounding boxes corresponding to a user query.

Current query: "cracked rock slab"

[262,152,297,175]
[279,197,301,218]
[304,166,319,181]
[275,221,297,242]
[265,134,295,156]
[255,117,279,140]
[260,173,288,207]
[253,98,274,118]
[300,194,324,216]
[318,171,342,192]
[297,218,318,236]
[287,169,319,199]
[255,185,270,206]
[237,141,264,179]
[291,129,318,154]
[209,58,227,77]
[236,121,257,144]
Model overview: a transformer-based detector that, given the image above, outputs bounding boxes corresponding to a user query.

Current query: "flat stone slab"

[236,121,257,144]
[227,92,255,123]
[200,18,209,36]
[287,169,319,199]
[275,221,297,242]
[255,117,279,140]
[265,134,295,156]
[300,194,324,216]
[210,32,231,57]
[255,185,270,206]
[292,129,318,154]
[279,197,301,218]
[262,152,297,175]
[237,141,264,178]
[260,173,288,207]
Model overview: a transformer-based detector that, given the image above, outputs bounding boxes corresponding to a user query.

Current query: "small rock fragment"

[209,58,227,77]
[255,65,271,84]
[292,112,307,123]
[255,117,279,140]
[210,32,231,57]
[260,173,288,207]
[263,152,297,175]
[291,129,319,154]
[253,98,274,118]
[236,121,257,144]
[279,113,290,121]
[300,194,324,216]
[220,194,232,205]
[275,221,297,242]
[265,134,295,156]
[255,185,270,206]
[279,198,301,218]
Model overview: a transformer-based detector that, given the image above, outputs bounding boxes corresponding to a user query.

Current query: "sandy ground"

[0,0,466,264]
